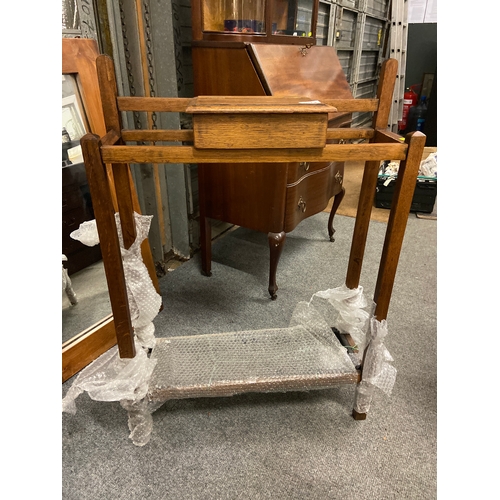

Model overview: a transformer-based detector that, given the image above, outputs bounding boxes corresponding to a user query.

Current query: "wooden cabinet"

[62,162,102,275]
[192,2,354,299]
[192,0,319,44]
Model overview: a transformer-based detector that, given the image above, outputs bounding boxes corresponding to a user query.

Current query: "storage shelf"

[147,326,360,403]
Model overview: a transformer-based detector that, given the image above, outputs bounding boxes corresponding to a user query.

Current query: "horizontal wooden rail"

[101,142,407,164]
[374,129,404,143]
[117,96,193,112]
[326,128,374,140]
[116,96,379,114]
[322,98,379,112]
[121,129,194,143]
[121,128,373,143]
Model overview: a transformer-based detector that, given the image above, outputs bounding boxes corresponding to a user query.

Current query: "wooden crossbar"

[121,129,194,143]
[100,142,408,164]
[120,127,374,143]
[322,98,379,112]
[115,96,379,114]
[117,96,193,112]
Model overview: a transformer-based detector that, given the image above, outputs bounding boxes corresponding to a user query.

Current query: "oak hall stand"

[80,55,425,420]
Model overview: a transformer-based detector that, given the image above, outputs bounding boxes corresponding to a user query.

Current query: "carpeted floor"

[62,210,437,499]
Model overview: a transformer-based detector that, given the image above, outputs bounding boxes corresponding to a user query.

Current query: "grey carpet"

[62,212,437,499]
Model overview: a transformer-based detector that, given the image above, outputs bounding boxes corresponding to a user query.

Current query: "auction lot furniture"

[191,0,354,298]
[80,54,425,420]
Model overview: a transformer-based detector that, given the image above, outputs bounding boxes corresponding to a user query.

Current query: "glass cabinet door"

[271,0,315,37]
[200,0,316,38]
[203,0,266,34]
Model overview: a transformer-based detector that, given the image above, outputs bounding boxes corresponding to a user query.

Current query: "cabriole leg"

[268,231,286,300]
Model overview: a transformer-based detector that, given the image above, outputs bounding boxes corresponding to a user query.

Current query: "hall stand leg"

[96,54,161,297]
[351,131,426,420]
[268,231,286,300]
[81,134,136,359]
[372,131,426,321]
[198,164,212,277]
[328,187,345,242]
[344,160,381,289]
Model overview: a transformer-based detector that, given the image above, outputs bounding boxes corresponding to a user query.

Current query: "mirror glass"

[62,74,111,345]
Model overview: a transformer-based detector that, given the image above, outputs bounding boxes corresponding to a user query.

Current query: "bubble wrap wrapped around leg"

[115,212,162,350]
[353,317,397,414]
[70,212,162,350]
[309,285,373,353]
[62,341,157,412]
[120,398,154,447]
[65,212,162,444]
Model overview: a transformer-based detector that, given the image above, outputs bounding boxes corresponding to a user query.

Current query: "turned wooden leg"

[328,187,345,242]
[268,231,286,300]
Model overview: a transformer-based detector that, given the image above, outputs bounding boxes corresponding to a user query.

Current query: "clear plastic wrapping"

[62,340,157,413]
[308,284,374,355]
[64,212,163,446]
[353,317,397,414]
[63,282,396,446]
[70,212,162,349]
[147,325,358,402]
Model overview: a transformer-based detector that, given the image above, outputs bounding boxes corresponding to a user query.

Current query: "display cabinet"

[192,0,319,44]
[192,1,354,299]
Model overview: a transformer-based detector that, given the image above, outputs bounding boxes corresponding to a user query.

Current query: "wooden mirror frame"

[62,38,117,382]
[62,38,161,382]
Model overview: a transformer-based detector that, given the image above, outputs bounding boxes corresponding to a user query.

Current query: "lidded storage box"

[187,95,337,149]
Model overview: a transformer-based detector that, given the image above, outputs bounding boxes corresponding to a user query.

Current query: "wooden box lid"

[186,95,337,114]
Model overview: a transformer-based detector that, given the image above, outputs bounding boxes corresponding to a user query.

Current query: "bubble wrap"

[353,317,397,414]
[64,212,162,445]
[62,338,159,446]
[115,212,162,349]
[308,284,374,355]
[70,212,162,349]
[63,283,396,446]
[147,325,358,403]
[70,219,100,246]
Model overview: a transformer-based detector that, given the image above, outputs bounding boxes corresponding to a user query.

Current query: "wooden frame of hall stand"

[81,55,425,420]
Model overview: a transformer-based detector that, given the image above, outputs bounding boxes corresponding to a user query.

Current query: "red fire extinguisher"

[398,87,419,132]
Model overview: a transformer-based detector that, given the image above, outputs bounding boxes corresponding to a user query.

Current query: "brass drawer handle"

[298,196,307,213]
[300,161,310,171]
[335,171,343,184]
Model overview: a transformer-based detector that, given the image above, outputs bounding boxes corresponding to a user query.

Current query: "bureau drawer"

[286,161,331,184]
[287,161,344,188]
[284,164,338,233]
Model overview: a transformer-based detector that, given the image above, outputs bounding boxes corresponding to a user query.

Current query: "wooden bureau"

[193,42,354,299]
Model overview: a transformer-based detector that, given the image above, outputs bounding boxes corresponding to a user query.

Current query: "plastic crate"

[375,174,437,213]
